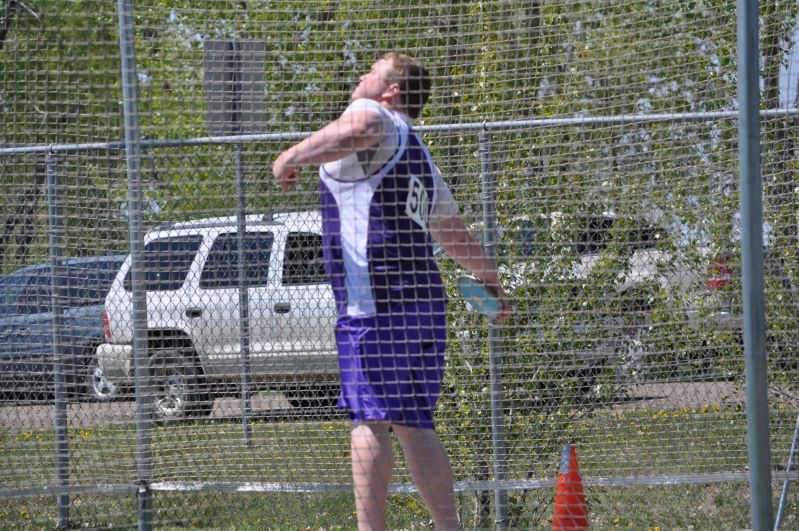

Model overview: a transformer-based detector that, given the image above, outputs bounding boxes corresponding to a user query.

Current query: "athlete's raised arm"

[272,110,384,191]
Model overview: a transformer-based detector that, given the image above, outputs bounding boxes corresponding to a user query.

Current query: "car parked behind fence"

[0,255,126,402]
[96,212,339,420]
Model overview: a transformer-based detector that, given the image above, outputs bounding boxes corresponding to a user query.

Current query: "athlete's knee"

[350,421,392,439]
[391,423,439,447]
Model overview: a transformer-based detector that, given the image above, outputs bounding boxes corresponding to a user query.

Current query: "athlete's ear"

[383,82,401,103]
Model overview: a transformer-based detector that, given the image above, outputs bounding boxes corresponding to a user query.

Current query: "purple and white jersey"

[319,100,456,317]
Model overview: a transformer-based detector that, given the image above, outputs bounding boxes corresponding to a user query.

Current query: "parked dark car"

[0,255,126,402]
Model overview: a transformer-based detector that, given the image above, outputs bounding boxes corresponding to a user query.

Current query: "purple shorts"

[336,302,448,429]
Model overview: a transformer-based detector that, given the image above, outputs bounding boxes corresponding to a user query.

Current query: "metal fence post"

[479,129,509,529]
[736,0,773,529]
[775,412,799,529]
[117,1,153,529]
[235,143,253,445]
[230,38,254,445]
[46,152,70,529]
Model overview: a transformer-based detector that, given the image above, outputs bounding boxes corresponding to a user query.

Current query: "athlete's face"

[352,59,398,103]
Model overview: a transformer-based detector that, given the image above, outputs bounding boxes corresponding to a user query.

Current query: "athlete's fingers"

[494,296,512,324]
[279,168,299,192]
[496,306,511,323]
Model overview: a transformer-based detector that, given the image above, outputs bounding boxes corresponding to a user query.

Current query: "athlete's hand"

[272,151,299,192]
[486,280,512,324]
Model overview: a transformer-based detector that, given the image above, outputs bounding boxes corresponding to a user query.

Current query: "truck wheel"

[149,350,212,420]
[85,353,120,402]
[63,350,117,403]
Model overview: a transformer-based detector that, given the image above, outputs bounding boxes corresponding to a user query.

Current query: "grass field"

[1,402,797,529]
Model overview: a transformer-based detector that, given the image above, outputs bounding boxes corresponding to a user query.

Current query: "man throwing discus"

[272,52,511,531]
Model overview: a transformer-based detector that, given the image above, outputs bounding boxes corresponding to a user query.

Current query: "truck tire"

[62,348,117,403]
[85,351,121,402]
[149,350,212,420]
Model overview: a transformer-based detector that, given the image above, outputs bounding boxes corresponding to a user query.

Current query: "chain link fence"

[1,0,799,528]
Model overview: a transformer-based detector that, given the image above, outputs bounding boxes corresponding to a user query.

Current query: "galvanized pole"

[117,1,153,529]
[230,40,253,445]
[479,130,508,529]
[736,0,773,529]
[46,153,70,529]
[236,143,253,446]
[775,412,799,529]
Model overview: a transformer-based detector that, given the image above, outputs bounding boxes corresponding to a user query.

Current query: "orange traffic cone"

[552,444,588,530]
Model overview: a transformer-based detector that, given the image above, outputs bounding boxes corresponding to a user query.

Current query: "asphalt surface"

[0,393,350,430]
[0,381,742,431]
[611,380,742,411]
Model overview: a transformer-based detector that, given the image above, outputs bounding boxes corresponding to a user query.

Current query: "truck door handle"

[274,303,291,314]
[185,308,203,318]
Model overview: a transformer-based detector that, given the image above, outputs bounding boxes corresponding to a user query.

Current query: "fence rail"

[3,108,799,157]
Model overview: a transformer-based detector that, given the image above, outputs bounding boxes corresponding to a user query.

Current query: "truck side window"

[124,236,203,292]
[200,232,274,289]
[282,232,328,286]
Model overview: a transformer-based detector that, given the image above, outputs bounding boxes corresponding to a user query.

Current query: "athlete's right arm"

[273,110,384,191]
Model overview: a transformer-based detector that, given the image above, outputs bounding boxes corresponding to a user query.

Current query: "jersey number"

[406,173,430,231]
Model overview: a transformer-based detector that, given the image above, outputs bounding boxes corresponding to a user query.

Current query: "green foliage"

[2,0,794,256]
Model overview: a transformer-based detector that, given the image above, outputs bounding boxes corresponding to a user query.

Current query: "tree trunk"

[0,170,45,271]
[0,0,19,52]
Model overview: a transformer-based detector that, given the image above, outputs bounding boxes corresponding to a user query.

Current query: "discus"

[457,274,502,319]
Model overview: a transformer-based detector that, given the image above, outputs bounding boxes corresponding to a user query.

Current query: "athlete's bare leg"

[350,422,393,531]
[393,424,460,529]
